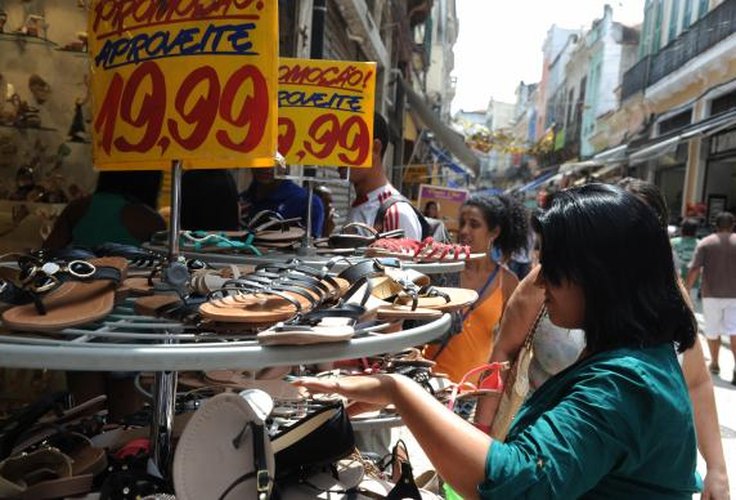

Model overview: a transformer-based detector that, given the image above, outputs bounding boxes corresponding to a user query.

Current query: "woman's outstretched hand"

[294,374,398,406]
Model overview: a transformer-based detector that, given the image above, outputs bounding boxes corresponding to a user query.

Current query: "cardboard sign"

[417,184,469,232]
[278,58,376,167]
[89,0,278,170]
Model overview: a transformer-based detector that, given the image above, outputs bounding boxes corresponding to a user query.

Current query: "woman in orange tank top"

[425,194,530,382]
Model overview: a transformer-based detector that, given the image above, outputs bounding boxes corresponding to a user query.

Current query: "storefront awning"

[592,163,623,179]
[629,109,736,164]
[402,79,480,176]
[592,144,627,163]
[629,136,679,165]
[428,144,475,177]
[559,160,602,174]
[507,169,560,193]
[681,108,736,140]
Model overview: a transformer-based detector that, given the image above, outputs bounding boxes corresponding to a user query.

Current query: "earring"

[489,245,502,263]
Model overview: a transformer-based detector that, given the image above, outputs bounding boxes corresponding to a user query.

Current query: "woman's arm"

[299,358,640,499]
[298,375,491,498]
[474,265,545,428]
[499,267,519,311]
[682,341,730,499]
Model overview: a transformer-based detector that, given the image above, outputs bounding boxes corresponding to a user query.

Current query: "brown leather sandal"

[2,257,127,332]
[0,448,93,499]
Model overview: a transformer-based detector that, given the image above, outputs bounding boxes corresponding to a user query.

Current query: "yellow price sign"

[88,0,278,170]
[278,58,376,167]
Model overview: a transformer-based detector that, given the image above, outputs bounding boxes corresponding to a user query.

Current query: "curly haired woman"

[424,194,529,382]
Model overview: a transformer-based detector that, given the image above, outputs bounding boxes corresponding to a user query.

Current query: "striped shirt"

[346,184,422,240]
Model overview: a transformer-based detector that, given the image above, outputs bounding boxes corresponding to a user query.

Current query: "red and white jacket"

[346,183,422,241]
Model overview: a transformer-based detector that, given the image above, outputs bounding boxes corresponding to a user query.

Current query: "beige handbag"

[489,305,546,442]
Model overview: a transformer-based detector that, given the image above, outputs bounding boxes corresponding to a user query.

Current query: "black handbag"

[271,401,355,481]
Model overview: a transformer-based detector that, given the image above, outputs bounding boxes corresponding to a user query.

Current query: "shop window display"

[0,0,95,252]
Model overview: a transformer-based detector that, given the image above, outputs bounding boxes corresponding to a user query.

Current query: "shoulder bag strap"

[489,304,547,442]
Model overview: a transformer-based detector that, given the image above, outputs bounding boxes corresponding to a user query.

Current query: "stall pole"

[297,179,317,256]
[150,159,182,476]
[167,160,183,260]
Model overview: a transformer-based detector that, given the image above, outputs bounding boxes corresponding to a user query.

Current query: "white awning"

[559,160,602,174]
[592,144,627,163]
[592,163,623,179]
[629,109,736,165]
[402,79,480,177]
[629,136,680,165]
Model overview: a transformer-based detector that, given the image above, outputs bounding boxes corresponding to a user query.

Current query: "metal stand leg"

[149,160,183,477]
[150,363,178,476]
[297,179,317,256]
[167,160,183,261]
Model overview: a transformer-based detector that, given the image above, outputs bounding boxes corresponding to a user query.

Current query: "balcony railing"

[621,56,650,101]
[621,0,736,101]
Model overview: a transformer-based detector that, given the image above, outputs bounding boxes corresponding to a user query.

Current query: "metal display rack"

[0,306,451,371]
[147,248,466,275]
[0,162,458,477]
[0,296,451,475]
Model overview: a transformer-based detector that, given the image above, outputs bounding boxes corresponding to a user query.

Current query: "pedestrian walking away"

[687,211,736,385]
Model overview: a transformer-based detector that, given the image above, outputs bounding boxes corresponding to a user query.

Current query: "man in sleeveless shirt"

[687,211,736,385]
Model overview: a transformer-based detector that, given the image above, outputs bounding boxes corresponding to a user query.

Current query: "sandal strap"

[247,210,301,233]
[295,303,366,325]
[255,262,341,294]
[0,391,70,460]
[337,258,401,284]
[269,283,320,309]
[24,264,122,316]
[339,222,379,236]
[249,270,334,298]
[418,285,450,303]
[228,274,330,303]
[219,421,271,500]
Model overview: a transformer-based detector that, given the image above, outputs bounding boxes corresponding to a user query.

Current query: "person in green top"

[299,184,700,499]
[672,217,700,288]
[44,171,165,250]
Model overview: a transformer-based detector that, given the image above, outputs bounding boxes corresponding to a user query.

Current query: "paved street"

[701,334,736,499]
[393,332,736,497]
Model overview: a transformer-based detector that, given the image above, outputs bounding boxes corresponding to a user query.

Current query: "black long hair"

[616,177,668,229]
[463,194,529,258]
[532,183,696,354]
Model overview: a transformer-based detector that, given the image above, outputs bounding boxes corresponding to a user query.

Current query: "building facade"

[618,0,736,218]
[535,25,580,140]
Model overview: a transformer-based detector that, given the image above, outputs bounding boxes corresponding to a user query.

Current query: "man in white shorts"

[687,211,736,385]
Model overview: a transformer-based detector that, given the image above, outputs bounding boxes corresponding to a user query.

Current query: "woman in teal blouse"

[300,184,700,499]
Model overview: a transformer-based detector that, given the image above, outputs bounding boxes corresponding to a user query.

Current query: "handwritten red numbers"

[168,66,219,151]
[114,62,165,153]
[337,115,370,165]
[277,113,370,167]
[95,73,124,155]
[304,114,340,159]
[216,65,269,153]
[94,62,269,157]
[277,117,296,157]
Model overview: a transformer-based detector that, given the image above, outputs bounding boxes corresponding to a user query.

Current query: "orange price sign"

[88,0,278,170]
[278,58,376,167]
